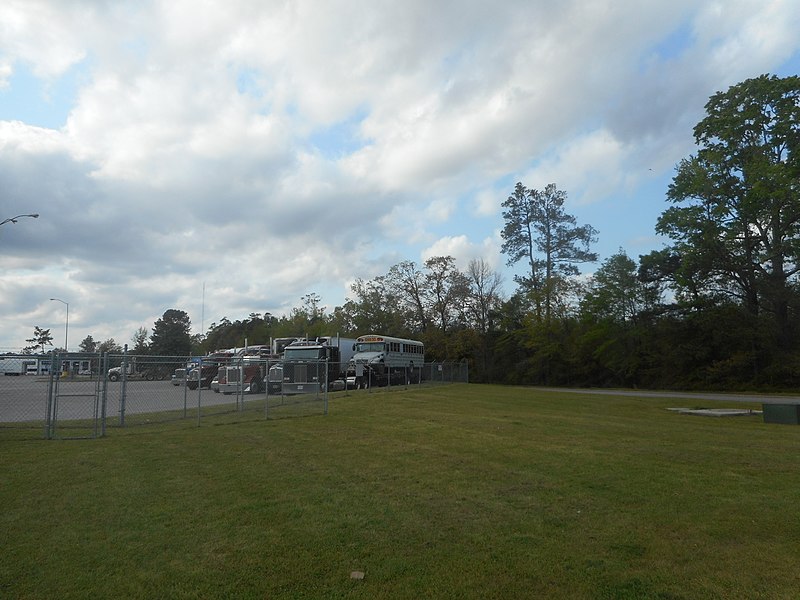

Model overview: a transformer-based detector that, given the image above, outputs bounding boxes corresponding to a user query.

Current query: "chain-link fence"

[0,352,106,440]
[1,351,469,440]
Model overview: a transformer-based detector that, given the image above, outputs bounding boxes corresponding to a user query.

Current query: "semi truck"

[186,351,234,390]
[281,336,357,395]
[108,359,173,382]
[216,345,273,395]
[213,338,305,394]
[346,334,424,388]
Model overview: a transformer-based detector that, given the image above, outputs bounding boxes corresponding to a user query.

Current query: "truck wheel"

[145,372,155,381]
[109,373,120,382]
[250,378,263,394]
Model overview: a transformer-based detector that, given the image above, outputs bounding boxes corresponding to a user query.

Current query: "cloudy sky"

[2,0,799,352]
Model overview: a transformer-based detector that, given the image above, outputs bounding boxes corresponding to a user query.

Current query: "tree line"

[21,74,799,390]
[196,75,800,391]
[21,312,194,358]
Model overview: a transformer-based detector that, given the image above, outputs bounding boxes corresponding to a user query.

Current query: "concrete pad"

[667,408,762,417]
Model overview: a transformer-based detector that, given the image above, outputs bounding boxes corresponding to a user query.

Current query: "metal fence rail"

[0,350,469,439]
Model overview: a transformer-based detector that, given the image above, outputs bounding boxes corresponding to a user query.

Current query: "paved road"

[531,387,800,405]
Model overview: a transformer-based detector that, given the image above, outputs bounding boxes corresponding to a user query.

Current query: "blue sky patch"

[650,21,694,62]
[0,61,87,129]
[308,107,371,158]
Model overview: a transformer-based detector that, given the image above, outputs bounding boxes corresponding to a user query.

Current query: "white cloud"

[422,235,502,271]
[473,187,500,217]
[0,0,88,78]
[1,0,799,350]
[521,130,629,206]
[0,62,11,88]
[0,120,69,154]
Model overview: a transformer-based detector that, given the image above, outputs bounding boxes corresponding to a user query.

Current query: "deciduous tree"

[343,276,404,334]
[131,327,150,354]
[387,261,430,333]
[465,258,504,335]
[289,293,327,338]
[424,256,470,334]
[98,338,123,354]
[581,250,660,324]
[658,74,800,344]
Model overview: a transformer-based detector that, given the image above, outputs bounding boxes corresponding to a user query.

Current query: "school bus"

[346,334,424,388]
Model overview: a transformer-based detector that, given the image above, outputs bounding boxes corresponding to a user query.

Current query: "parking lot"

[0,376,265,424]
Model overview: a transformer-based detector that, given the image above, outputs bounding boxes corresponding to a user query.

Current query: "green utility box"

[762,403,800,425]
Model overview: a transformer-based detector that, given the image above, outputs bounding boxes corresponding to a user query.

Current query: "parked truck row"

[209,333,425,395]
[101,333,425,395]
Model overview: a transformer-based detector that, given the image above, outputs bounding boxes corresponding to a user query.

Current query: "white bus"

[346,334,424,388]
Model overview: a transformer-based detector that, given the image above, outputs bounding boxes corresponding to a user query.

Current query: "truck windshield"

[284,348,322,360]
[355,342,384,352]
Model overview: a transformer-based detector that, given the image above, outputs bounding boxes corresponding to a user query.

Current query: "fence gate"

[45,352,107,440]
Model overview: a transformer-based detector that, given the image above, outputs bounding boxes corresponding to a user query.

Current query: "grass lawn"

[1,384,798,599]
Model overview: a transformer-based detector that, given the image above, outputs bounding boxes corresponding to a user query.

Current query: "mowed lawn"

[1,384,798,599]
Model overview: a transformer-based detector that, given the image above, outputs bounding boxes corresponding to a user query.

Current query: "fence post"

[323,358,328,415]
[92,354,101,438]
[264,359,270,420]
[184,354,190,420]
[197,355,202,420]
[44,350,56,439]
[238,356,244,412]
[100,352,108,437]
[120,345,128,426]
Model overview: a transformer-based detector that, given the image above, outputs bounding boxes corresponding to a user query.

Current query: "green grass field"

[2,384,798,599]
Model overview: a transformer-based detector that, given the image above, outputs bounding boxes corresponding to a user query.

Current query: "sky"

[2,0,800,352]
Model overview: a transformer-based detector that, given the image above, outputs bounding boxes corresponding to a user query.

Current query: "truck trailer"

[0,356,38,376]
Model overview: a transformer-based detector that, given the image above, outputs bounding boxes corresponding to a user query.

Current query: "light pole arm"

[0,213,39,226]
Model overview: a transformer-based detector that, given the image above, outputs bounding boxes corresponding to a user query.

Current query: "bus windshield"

[356,342,385,353]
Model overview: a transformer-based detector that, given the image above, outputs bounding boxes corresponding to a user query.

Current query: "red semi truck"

[216,345,272,395]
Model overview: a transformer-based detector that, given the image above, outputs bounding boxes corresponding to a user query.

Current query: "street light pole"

[0,213,39,226]
[50,298,69,352]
